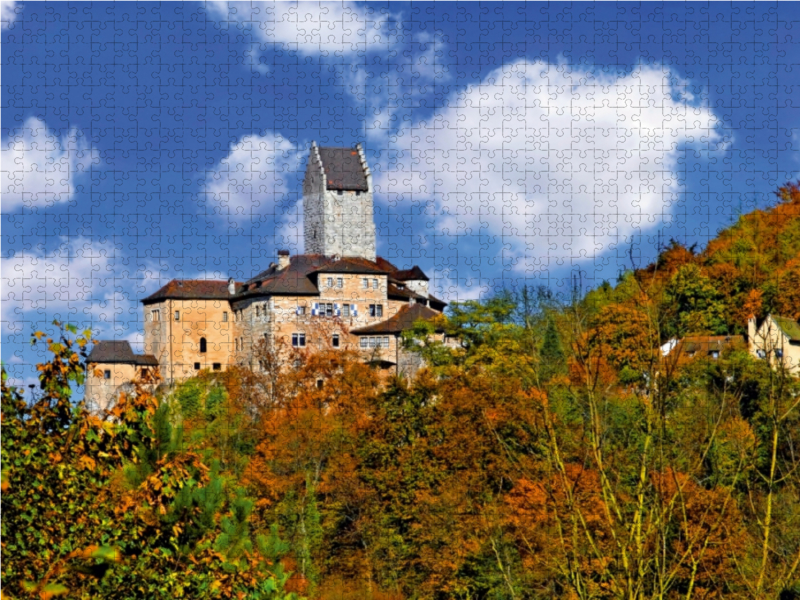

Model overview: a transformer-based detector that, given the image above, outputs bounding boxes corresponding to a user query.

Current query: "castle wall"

[85,363,146,413]
[234,273,409,370]
[144,298,234,382]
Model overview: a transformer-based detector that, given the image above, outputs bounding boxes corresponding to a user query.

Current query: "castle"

[86,143,446,412]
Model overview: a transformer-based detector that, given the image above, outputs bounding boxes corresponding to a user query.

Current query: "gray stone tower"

[303,142,376,260]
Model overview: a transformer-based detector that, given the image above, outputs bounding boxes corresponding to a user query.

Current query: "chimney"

[228,277,236,295]
[747,314,757,344]
[278,250,290,270]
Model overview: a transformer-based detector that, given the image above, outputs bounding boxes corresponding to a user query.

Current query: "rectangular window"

[151,309,160,322]
[213,363,221,371]
[342,304,350,317]
[360,337,368,349]
[369,304,383,318]
[332,334,340,348]
[383,336,390,348]
[327,277,333,288]
[325,303,333,317]
[297,306,306,316]
[223,311,228,322]
[174,310,180,321]
[776,349,784,359]
[235,338,239,351]
[103,369,111,380]
[337,277,343,288]
[194,362,200,370]
[256,305,260,317]
[292,333,306,348]
[368,337,377,348]
[372,278,378,289]
[362,278,368,289]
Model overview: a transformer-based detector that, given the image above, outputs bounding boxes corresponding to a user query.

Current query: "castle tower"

[303,142,376,260]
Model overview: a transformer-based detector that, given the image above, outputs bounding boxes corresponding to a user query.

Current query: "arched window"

[200,337,207,353]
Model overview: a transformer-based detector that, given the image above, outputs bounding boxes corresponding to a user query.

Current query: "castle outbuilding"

[86,143,446,412]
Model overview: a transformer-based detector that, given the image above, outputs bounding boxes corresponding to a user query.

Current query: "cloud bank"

[377,61,727,273]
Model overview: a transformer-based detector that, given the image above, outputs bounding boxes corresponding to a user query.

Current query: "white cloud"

[2,117,100,211]
[204,131,301,221]
[208,1,395,55]
[1,237,131,335]
[1,0,19,29]
[377,60,727,274]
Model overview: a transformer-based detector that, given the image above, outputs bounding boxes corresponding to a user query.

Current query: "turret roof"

[317,147,369,191]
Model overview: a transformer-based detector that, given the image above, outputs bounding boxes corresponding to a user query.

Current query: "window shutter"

[351,304,357,317]
[312,302,319,316]
[334,303,340,317]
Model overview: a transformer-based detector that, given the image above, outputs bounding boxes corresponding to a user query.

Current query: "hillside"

[2,184,800,600]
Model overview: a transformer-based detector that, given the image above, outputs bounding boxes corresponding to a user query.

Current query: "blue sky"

[2,1,800,388]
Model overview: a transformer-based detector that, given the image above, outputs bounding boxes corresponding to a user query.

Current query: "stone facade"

[303,143,377,260]
[85,144,447,409]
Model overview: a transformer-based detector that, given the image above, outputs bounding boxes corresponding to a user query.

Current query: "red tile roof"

[351,303,443,335]
[142,280,236,304]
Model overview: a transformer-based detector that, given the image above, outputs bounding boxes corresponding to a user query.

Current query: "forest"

[2,182,800,599]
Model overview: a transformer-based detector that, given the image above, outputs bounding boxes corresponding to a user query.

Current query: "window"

[174,310,180,321]
[223,311,228,322]
[316,379,324,390]
[316,303,333,317]
[326,277,333,288]
[342,304,350,317]
[710,351,720,359]
[372,278,378,289]
[292,333,306,348]
[332,334,340,348]
[337,190,343,196]
[368,337,377,348]
[256,305,260,317]
[360,337,368,349]
[776,349,784,359]
[151,309,160,322]
[757,349,766,359]
[213,363,221,371]
[200,337,207,353]
[297,306,306,316]
[337,277,343,288]
[369,304,383,318]
[362,278,368,289]
[194,362,201,370]
[383,336,390,348]
[103,370,111,380]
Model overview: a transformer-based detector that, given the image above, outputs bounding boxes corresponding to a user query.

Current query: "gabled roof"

[772,315,800,341]
[318,147,369,191]
[87,341,159,366]
[351,303,443,335]
[142,280,235,304]
[392,266,429,282]
[239,255,325,297]
[668,335,745,360]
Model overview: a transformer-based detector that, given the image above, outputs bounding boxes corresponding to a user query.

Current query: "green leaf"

[41,582,70,598]
[90,546,122,562]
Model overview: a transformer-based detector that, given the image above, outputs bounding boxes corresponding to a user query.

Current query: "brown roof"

[239,255,324,297]
[314,257,389,275]
[667,335,746,365]
[87,341,159,366]
[318,147,369,191]
[351,303,443,335]
[392,266,429,282]
[239,255,395,298]
[142,280,234,304]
